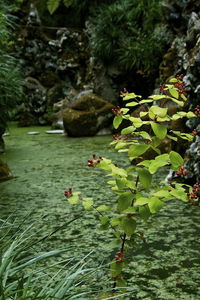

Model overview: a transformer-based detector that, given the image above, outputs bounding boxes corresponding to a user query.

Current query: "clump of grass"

[89,0,170,74]
[0,217,97,300]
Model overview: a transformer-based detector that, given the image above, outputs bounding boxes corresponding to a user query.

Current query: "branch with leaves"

[65,76,199,295]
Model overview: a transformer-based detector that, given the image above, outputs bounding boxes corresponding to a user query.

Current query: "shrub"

[89,0,171,74]
[66,76,198,294]
[0,4,23,129]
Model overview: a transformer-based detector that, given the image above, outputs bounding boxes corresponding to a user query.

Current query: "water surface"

[0,124,200,299]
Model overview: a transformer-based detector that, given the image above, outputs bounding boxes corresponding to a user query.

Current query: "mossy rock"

[63,94,114,136]
[0,159,13,182]
[70,93,110,111]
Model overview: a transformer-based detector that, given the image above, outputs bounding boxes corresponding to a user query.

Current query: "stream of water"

[0,123,200,299]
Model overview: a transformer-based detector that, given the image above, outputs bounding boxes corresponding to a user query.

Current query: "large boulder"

[63,94,114,136]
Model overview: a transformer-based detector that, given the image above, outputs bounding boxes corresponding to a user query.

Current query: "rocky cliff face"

[158,0,200,184]
[14,2,119,126]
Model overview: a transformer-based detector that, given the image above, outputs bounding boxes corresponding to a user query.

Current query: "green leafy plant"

[89,0,169,73]
[0,217,98,300]
[47,0,73,14]
[0,5,23,131]
[65,75,198,295]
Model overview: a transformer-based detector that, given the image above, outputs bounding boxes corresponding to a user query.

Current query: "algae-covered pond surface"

[1,124,200,299]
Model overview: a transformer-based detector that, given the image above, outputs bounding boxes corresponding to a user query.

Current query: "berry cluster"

[176,74,184,80]
[159,85,165,92]
[88,154,103,167]
[176,166,188,176]
[191,129,198,136]
[112,106,123,116]
[194,105,200,116]
[188,183,200,203]
[115,252,124,263]
[173,79,186,95]
[64,188,73,197]
[113,134,129,140]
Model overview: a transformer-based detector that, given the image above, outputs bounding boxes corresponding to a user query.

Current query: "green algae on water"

[1,123,200,299]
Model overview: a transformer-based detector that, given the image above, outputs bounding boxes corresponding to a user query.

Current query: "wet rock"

[63,94,114,136]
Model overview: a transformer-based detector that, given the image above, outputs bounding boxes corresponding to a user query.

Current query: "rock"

[27,131,40,135]
[0,159,13,182]
[45,130,64,134]
[63,94,114,136]
[157,0,200,184]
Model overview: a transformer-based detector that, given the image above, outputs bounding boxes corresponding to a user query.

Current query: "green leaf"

[113,115,123,129]
[110,217,122,226]
[126,101,139,107]
[121,126,135,134]
[169,97,184,107]
[123,93,141,100]
[110,260,123,277]
[181,94,187,101]
[68,194,79,204]
[47,0,61,14]
[82,197,93,210]
[116,276,127,287]
[97,158,112,171]
[139,206,151,221]
[123,207,137,213]
[149,95,167,100]
[129,117,143,128]
[169,88,179,99]
[140,99,154,104]
[128,143,150,160]
[111,165,127,177]
[140,111,148,117]
[149,154,169,174]
[148,197,164,213]
[138,131,151,140]
[117,192,133,212]
[150,106,168,118]
[63,0,73,7]
[137,168,152,189]
[134,197,149,206]
[151,136,161,148]
[100,216,109,225]
[169,151,184,169]
[169,78,178,83]
[121,108,129,114]
[120,217,136,236]
[116,178,127,189]
[126,180,136,189]
[153,190,172,199]
[170,189,188,202]
[151,123,167,140]
[115,142,127,150]
[137,160,151,167]
[167,135,178,141]
[171,114,181,121]
[186,111,196,118]
[96,205,110,211]
[109,238,121,248]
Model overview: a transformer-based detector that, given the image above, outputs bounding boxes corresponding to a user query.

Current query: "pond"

[0,123,200,299]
